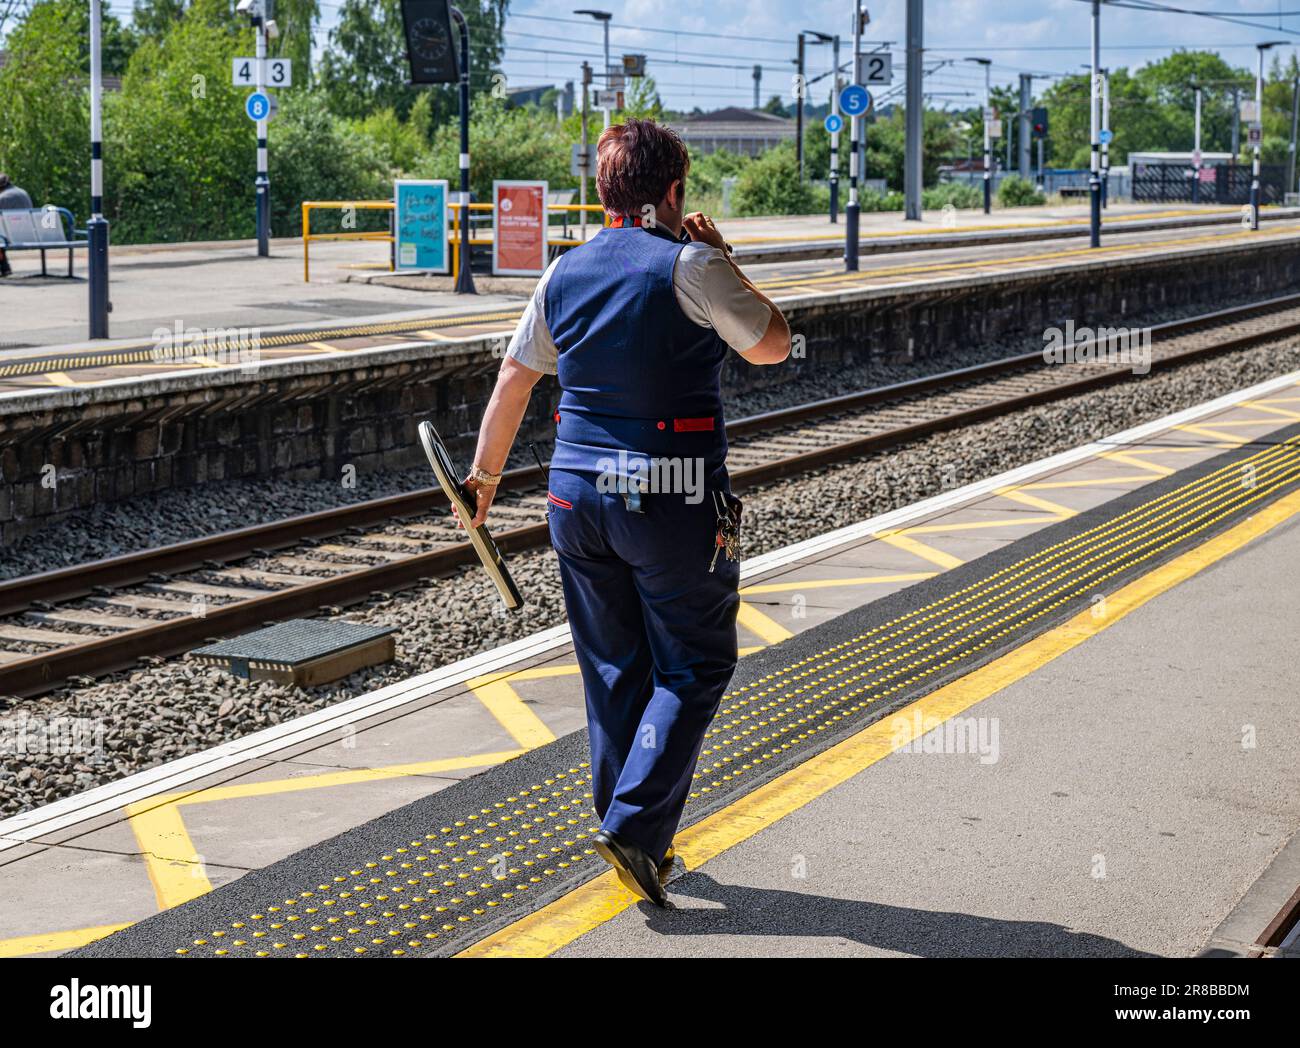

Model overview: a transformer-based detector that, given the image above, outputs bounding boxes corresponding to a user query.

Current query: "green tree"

[269,0,321,81]
[271,90,396,235]
[865,107,960,189]
[1039,52,1251,168]
[732,141,816,215]
[622,76,663,121]
[131,0,188,41]
[762,94,789,117]
[350,93,432,174]
[105,6,252,242]
[319,0,508,127]
[418,96,571,200]
[0,0,89,210]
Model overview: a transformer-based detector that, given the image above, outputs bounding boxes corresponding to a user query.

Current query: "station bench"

[0,207,88,277]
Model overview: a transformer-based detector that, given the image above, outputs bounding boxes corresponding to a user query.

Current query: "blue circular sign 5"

[839,84,872,117]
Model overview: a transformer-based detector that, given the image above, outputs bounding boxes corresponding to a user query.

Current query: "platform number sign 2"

[855,52,893,86]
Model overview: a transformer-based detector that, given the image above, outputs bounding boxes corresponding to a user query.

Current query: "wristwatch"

[467,465,502,487]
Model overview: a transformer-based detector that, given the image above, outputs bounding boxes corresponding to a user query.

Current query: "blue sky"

[93,1,1300,110]
[493,1,1300,110]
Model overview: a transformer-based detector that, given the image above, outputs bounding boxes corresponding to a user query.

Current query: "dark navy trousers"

[546,467,740,864]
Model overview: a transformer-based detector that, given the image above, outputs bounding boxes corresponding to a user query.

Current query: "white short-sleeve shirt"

[506,241,772,375]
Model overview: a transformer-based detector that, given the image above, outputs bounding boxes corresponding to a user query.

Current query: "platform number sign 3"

[232,58,292,87]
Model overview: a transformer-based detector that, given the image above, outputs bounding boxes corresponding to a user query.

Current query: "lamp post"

[1100,67,1110,208]
[451,5,475,293]
[1252,41,1286,230]
[966,57,992,213]
[88,0,109,338]
[1088,0,1101,248]
[574,9,612,129]
[845,2,867,270]
[801,30,834,200]
[1192,83,1202,204]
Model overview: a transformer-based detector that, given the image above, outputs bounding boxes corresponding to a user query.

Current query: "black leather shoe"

[659,845,676,885]
[593,829,669,907]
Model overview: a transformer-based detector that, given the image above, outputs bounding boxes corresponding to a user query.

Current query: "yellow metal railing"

[303,198,609,283]
[302,200,395,282]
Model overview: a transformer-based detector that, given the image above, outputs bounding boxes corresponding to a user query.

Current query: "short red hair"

[595,118,690,217]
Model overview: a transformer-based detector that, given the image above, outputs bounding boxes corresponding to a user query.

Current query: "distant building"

[0,49,122,91]
[507,82,574,117]
[669,107,795,156]
[1127,151,1234,169]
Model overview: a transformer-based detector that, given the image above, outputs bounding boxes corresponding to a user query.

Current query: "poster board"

[492,180,548,276]
[394,179,450,273]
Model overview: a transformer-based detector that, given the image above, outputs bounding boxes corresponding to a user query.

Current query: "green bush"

[997,175,1046,207]
[418,98,573,204]
[858,188,906,212]
[923,182,983,210]
[106,15,253,243]
[271,91,397,237]
[0,1,90,213]
[732,143,817,216]
[349,94,431,176]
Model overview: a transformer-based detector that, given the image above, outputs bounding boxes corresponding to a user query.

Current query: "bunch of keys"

[708,490,743,573]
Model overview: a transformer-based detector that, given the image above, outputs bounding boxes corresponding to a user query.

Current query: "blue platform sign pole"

[394,180,451,273]
[839,84,871,272]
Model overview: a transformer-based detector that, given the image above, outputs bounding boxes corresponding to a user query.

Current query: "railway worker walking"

[464,118,790,906]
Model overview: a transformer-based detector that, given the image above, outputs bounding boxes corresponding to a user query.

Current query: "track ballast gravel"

[2,332,1299,817]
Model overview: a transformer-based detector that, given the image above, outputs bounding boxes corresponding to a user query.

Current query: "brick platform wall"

[3,238,1298,545]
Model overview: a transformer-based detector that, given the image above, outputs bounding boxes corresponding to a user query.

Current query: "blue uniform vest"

[546,225,729,479]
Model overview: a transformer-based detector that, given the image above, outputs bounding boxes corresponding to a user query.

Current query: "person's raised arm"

[682,212,790,366]
[465,355,545,526]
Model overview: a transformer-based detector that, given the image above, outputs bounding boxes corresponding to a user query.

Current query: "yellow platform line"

[728,207,1242,245]
[44,371,77,387]
[736,601,795,644]
[0,922,134,958]
[754,226,1293,292]
[1172,423,1248,446]
[993,487,1078,517]
[740,572,936,595]
[459,481,1300,958]
[1242,402,1300,422]
[903,514,1061,535]
[875,530,965,570]
[468,673,561,749]
[1020,474,1151,490]
[130,797,209,910]
[128,750,524,913]
[1099,450,1177,476]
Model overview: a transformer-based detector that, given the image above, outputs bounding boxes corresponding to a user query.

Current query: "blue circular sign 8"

[245,91,271,121]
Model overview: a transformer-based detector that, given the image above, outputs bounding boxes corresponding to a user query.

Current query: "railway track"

[5,292,1300,698]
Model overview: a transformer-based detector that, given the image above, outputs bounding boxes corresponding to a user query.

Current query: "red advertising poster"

[493,180,548,276]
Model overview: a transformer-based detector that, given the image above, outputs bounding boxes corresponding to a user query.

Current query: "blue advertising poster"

[394,179,450,273]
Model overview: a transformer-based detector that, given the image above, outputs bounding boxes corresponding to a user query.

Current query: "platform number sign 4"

[232,58,292,87]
